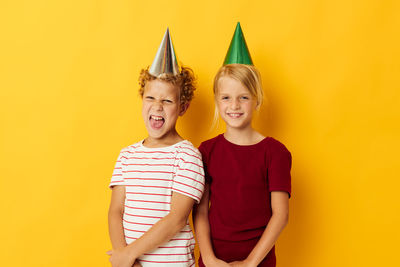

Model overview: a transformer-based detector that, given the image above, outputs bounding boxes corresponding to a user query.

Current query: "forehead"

[217,76,249,95]
[144,79,179,98]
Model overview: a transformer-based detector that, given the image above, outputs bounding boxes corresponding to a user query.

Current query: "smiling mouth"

[149,115,165,129]
[227,113,243,118]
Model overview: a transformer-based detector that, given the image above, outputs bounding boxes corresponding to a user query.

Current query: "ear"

[179,102,190,116]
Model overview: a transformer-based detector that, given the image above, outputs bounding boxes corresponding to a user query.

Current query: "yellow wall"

[1,0,399,266]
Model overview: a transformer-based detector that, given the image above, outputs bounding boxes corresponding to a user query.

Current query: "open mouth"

[227,113,243,118]
[149,115,165,129]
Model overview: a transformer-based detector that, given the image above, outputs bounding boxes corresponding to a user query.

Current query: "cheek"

[245,101,257,111]
[216,101,226,112]
[165,105,180,117]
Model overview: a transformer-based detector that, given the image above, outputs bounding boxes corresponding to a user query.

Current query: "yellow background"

[1,0,399,266]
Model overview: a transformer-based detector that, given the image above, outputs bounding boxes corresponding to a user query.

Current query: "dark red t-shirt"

[198,134,292,266]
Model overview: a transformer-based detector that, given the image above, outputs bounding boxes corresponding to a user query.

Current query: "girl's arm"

[230,191,289,267]
[107,191,196,267]
[193,184,230,267]
[108,185,127,249]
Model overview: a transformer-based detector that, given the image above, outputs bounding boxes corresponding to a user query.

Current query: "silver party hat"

[149,28,180,77]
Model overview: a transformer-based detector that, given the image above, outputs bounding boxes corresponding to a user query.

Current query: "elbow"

[175,216,188,231]
[273,210,289,227]
[281,211,289,227]
[283,212,289,226]
[166,214,189,235]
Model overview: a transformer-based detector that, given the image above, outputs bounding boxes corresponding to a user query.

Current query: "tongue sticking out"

[150,117,164,129]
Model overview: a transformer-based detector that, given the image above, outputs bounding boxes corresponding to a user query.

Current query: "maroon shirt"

[198,134,292,266]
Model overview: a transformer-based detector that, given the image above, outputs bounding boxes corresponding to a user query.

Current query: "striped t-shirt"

[110,140,205,266]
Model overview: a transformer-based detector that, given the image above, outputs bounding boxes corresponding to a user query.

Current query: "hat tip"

[149,27,180,76]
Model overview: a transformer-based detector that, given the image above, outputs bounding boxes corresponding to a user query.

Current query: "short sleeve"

[268,140,292,197]
[109,150,126,188]
[172,147,205,203]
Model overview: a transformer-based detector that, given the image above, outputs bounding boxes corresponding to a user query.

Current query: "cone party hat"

[149,28,180,77]
[223,22,253,65]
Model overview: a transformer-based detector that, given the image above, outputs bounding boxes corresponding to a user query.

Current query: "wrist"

[203,254,218,265]
[244,256,259,267]
[125,244,139,261]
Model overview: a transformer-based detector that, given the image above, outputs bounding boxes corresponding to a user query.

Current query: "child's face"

[142,79,184,143]
[216,76,257,131]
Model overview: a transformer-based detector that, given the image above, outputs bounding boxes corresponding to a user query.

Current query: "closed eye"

[163,99,173,103]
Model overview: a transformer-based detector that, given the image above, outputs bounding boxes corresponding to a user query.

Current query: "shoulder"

[199,135,222,153]
[265,137,291,156]
[119,141,142,157]
[176,140,202,159]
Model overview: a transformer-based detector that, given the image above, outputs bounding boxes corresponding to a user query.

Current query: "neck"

[224,125,264,145]
[144,130,183,148]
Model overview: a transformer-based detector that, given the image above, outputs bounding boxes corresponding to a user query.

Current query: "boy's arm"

[193,184,230,267]
[108,191,196,267]
[230,191,289,267]
[108,185,127,249]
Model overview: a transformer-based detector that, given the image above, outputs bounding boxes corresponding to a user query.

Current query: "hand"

[106,247,135,267]
[229,259,256,267]
[204,257,231,267]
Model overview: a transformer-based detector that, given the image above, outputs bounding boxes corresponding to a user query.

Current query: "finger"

[106,250,112,255]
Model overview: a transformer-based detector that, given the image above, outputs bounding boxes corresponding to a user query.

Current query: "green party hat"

[223,22,253,65]
[149,28,180,77]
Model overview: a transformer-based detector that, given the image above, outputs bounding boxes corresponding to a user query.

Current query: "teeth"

[151,115,164,121]
[228,113,242,118]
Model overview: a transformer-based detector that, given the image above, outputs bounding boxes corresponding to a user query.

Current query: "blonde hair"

[138,66,196,105]
[212,64,264,126]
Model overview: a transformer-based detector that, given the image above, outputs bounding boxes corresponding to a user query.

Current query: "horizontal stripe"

[178,158,203,168]
[125,205,170,212]
[126,150,175,154]
[140,259,191,263]
[123,219,154,226]
[122,163,178,167]
[126,235,192,242]
[125,185,172,190]
[179,151,202,161]
[110,180,124,184]
[123,225,192,234]
[124,212,163,219]
[124,177,172,182]
[143,252,191,256]
[126,199,170,204]
[122,156,175,160]
[124,170,174,174]
[175,174,205,186]
[124,227,146,233]
[179,168,204,177]
[158,246,195,248]
[173,180,203,193]
[126,191,171,197]
[177,145,199,156]
[172,188,200,202]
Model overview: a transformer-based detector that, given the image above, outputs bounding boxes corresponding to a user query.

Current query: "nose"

[153,100,163,111]
[230,99,240,110]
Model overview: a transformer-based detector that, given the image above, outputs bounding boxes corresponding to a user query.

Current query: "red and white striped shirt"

[110,140,205,266]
